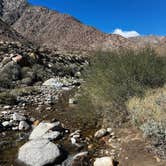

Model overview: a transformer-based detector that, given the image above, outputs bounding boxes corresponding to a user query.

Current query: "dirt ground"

[117,128,166,166]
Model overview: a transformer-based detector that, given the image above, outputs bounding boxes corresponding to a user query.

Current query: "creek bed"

[0,89,102,166]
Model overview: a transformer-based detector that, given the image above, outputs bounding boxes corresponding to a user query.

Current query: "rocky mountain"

[13,6,134,51]
[0,0,133,51]
[0,0,165,52]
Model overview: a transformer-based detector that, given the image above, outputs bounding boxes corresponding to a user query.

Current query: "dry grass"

[127,85,166,126]
[127,85,166,149]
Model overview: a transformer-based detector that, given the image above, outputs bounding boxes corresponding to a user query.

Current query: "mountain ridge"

[0,0,165,52]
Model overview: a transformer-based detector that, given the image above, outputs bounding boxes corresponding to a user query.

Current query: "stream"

[0,88,102,166]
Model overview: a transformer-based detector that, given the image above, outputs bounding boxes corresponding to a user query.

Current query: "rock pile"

[0,111,32,131]
[0,41,86,90]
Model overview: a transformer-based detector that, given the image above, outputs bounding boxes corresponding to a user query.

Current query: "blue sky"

[28,0,166,36]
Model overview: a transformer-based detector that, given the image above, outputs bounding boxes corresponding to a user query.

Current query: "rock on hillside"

[0,0,28,25]
[0,41,86,89]
[13,6,133,51]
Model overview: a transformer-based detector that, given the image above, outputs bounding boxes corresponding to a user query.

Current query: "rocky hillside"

[129,36,166,47]
[0,0,27,25]
[0,18,28,43]
[13,6,133,51]
[0,41,86,89]
[129,36,166,55]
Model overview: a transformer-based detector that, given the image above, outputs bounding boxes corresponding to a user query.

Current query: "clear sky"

[28,0,166,36]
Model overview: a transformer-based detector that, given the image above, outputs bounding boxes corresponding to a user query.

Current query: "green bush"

[10,87,40,97]
[0,92,17,105]
[78,48,166,127]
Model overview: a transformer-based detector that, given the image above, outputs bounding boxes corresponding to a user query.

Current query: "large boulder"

[29,122,60,140]
[18,139,62,166]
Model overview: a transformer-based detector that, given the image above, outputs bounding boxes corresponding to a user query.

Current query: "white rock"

[2,121,11,127]
[94,157,113,166]
[1,111,8,114]
[107,128,113,133]
[29,122,60,140]
[73,151,88,159]
[12,126,19,130]
[18,139,61,166]
[43,78,63,89]
[69,98,75,104]
[94,129,107,138]
[70,130,81,137]
[71,137,77,144]
[12,113,26,121]
[19,121,30,130]
[3,105,11,109]
[72,134,80,138]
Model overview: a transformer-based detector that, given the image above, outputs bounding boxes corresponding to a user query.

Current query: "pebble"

[3,105,11,110]
[106,128,112,133]
[18,121,30,130]
[12,126,19,130]
[71,137,77,144]
[94,128,107,138]
[12,113,26,121]
[2,121,11,127]
[94,157,113,166]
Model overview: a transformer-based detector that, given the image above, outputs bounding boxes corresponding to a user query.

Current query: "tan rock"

[94,157,113,166]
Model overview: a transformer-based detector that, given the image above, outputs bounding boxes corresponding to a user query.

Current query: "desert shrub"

[0,73,13,88]
[78,48,166,127]
[0,92,17,105]
[10,87,40,97]
[32,64,48,81]
[0,61,21,88]
[140,120,166,145]
[127,86,166,147]
[51,63,78,77]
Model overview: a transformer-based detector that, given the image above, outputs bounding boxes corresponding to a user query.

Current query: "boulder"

[18,139,62,166]
[29,122,60,140]
[94,157,113,166]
